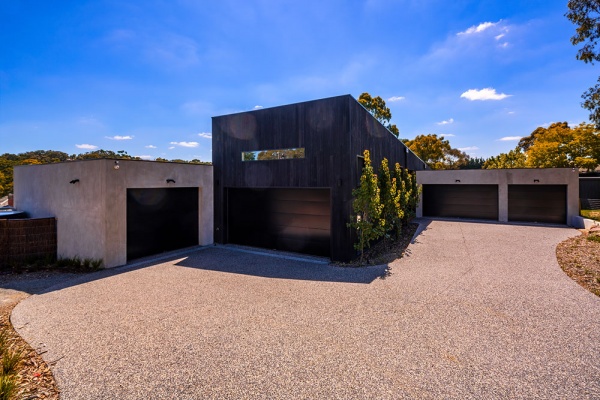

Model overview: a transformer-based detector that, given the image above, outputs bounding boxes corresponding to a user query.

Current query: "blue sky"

[0,0,596,161]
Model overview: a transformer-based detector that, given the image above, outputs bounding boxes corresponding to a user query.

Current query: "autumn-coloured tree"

[358,93,400,137]
[348,150,384,263]
[524,122,600,171]
[403,134,468,170]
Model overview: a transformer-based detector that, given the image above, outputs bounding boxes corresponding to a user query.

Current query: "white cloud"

[170,141,199,148]
[168,146,175,150]
[458,146,479,151]
[145,145,157,149]
[138,155,153,160]
[498,136,522,141]
[198,132,212,139]
[387,96,405,102]
[253,105,263,110]
[461,88,511,101]
[437,118,454,125]
[495,34,505,40]
[442,133,456,137]
[106,135,133,140]
[499,42,509,48]
[76,144,98,150]
[458,21,499,36]
[457,21,500,35]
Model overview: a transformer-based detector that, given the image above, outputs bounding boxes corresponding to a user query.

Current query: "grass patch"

[581,209,600,221]
[0,330,22,400]
[9,256,103,274]
[588,234,600,243]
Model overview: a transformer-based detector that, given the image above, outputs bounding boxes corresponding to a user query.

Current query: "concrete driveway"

[12,220,600,399]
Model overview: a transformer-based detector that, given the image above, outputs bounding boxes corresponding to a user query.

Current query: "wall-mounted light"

[166,179,176,184]
[114,161,120,170]
[455,179,461,183]
[70,179,80,184]
[534,179,539,183]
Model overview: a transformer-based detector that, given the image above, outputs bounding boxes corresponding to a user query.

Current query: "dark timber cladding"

[212,94,427,262]
[126,188,199,261]
[508,185,566,224]
[227,188,331,256]
[422,184,499,220]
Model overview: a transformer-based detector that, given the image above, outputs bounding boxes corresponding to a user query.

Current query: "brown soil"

[339,222,419,267]
[556,229,600,297]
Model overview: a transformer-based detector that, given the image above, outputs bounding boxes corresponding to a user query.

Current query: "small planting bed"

[556,229,600,297]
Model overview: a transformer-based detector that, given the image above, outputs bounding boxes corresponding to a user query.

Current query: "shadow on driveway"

[173,246,389,284]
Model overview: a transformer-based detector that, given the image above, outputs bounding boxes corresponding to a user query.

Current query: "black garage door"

[508,185,566,224]
[227,188,331,257]
[127,188,199,261]
[423,184,499,220]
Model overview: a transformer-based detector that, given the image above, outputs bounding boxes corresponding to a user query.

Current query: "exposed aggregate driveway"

[12,220,600,399]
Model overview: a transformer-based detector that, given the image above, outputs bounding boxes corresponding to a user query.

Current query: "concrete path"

[12,220,600,399]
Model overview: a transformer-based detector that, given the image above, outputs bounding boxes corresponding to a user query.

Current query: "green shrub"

[587,234,600,243]
[1,350,21,376]
[0,375,17,400]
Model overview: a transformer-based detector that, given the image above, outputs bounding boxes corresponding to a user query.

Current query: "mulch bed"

[337,222,419,267]
[556,229,600,297]
[0,294,59,399]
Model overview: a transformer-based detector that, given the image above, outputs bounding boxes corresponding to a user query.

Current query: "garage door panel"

[423,184,498,220]
[127,188,199,261]
[227,188,331,257]
[272,212,331,231]
[271,200,330,216]
[508,185,566,224]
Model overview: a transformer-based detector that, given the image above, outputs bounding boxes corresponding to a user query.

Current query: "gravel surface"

[12,220,600,399]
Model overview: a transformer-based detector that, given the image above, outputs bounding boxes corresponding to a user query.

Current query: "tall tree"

[566,0,600,126]
[348,150,384,263]
[483,148,527,169]
[524,122,600,170]
[358,93,400,137]
[403,134,469,169]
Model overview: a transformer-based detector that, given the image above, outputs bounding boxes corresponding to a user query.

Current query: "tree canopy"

[358,93,400,137]
[402,134,469,170]
[566,0,600,126]
[483,122,600,171]
[522,122,600,170]
[483,147,526,169]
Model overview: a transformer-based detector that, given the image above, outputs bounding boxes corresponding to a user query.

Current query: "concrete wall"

[15,159,213,268]
[416,168,579,225]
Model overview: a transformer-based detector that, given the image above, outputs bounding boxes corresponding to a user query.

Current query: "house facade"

[212,94,427,261]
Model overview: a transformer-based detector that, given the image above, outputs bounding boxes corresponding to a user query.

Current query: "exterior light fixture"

[69,179,80,184]
[114,161,120,170]
[455,179,461,183]
[166,179,176,184]
[534,179,539,183]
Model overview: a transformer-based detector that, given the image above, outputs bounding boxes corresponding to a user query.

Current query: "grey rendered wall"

[103,160,213,268]
[15,160,213,268]
[416,168,579,225]
[14,161,107,263]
